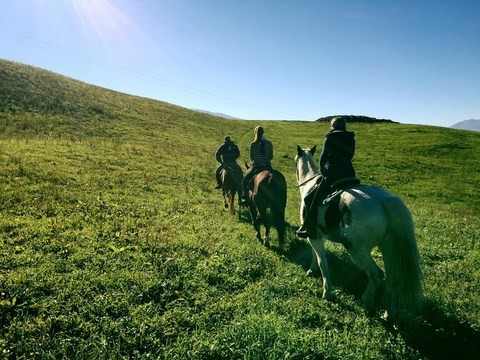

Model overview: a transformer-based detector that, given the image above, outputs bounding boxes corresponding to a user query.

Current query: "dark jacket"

[216,141,240,164]
[319,130,356,183]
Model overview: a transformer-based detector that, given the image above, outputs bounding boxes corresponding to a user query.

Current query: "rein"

[296,173,321,187]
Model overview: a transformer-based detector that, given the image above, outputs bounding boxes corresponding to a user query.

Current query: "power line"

[18,34,304,119]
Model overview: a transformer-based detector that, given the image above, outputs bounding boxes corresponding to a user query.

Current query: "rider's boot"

[215,174,222,189]
[296,218,311,238]
[296,208,316,238]
[239,193,249,206]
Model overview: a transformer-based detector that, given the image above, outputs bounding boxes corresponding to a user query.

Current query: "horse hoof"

[322,291,332,300]
[224,203,228,208]
[264,241,270,248]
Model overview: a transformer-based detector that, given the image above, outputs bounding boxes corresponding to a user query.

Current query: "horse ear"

[311,145,317,155]
[296,145,304,157]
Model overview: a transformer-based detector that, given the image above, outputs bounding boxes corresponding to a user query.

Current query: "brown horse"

[245,165,287,249]
[220,162,243,217]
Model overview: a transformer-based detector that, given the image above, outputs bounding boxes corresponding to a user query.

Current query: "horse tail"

[380,196,423,327]
[222,167,241,215]
[231,162,243,196]
[268,171,287,247]
[268,171,287,206]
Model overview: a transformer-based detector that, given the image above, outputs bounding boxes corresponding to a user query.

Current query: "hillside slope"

[0,59,247,141]
[0,59,479,359]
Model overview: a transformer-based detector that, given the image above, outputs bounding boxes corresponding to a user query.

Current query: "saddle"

[247,165,273,190]
[223,161,242,174]
[315,177,360,242]
[330,177,360,192]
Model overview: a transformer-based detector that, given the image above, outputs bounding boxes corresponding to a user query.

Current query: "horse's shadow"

[237,204,252,223]
[278,222,480,360]
[237,214,480,359]
[282,223,369,297]
[404,301,480,359]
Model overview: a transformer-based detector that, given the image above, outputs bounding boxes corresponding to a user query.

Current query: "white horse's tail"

[381,196,423,326]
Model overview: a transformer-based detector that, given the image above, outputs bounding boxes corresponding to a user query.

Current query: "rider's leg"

[296,179,330,238]
[215,164,223,189]
[240,168,254,204]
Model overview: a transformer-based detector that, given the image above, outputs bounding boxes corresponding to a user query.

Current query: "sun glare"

[69,0,153,57]
[72,0,133,41]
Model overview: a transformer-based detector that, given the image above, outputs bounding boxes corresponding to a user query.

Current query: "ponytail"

[254,126,264,143]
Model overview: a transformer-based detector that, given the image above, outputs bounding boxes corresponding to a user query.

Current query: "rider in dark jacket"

[215,136,240,189]
[320,123,356,183]
[296,117,356,238]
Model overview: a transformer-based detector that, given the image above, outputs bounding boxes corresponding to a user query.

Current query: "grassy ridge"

[0,59,479,359]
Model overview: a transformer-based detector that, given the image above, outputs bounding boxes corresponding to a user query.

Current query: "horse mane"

[296,147,319,180]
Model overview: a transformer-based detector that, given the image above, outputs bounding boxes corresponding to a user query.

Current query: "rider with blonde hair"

[240,126,274,204]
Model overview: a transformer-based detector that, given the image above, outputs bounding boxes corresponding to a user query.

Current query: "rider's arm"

[268,141,273,161]
[215,145,223,163]
[319,137,329,174]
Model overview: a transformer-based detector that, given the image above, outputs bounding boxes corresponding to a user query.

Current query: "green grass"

[0,59,479,359]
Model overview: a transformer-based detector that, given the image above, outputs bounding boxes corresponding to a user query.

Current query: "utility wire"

[17,34,304,120]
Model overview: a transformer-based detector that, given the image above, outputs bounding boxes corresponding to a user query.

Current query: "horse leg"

[264,223,270,248]
[249,206,262,242]
[348,247,384,312]
[222,188,228,209]
[229,191,235,215]
[270,205,285,250]
[308,237,332,300]
[254,216,262,242]
[237,193,242,220]
[306,247,319,277]
[257,204,270,247]
[275,214,285,250]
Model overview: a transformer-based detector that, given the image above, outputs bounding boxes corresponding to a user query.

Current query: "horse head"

[296,144,316,157]
[295,145,319,185]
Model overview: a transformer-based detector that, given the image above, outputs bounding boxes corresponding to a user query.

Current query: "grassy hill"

[0,59,479,359]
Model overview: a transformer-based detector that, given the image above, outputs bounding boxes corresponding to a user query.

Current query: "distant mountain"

[451,119,480,132]
[316,115,396,124]
[191,109,240,119]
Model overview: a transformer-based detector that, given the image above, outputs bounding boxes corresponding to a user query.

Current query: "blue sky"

[1,0,479,127]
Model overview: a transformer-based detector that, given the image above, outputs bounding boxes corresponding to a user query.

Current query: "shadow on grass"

[404,302,480,360]
[237,204,252,224]
[281,226,480,360]
[283,228,369,297]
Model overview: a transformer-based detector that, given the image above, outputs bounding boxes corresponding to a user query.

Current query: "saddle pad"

[322,189,343,206]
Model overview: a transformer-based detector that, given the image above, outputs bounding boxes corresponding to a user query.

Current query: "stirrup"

[296,225,310,238]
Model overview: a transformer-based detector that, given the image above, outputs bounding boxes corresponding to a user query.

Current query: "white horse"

[295,145,423,326]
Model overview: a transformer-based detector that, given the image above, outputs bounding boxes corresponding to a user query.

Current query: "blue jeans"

[241,165,271,199]
[215,164,224,185]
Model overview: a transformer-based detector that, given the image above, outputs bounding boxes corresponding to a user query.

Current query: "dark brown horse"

[220,162,243,217]
[245,165,287,249]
